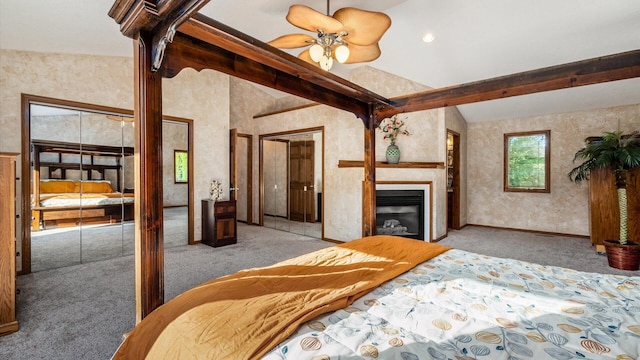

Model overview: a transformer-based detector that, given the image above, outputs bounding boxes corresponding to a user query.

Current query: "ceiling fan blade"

[343,43,381,64]
[286,4,344,33]
[298,49,315,64]
[268,34,315,49]
[333,7,391,46]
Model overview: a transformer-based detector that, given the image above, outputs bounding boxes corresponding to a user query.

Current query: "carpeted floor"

[439,226,639,276]
[1,225,637,359]
[30,207,188,272]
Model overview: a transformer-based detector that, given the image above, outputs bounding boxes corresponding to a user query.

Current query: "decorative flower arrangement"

[378,115,411,145]
[210,179,223,201]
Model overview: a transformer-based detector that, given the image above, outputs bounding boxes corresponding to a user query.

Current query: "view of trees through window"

[504,130,550,193]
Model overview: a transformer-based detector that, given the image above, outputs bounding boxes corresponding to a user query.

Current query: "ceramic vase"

[386,143,401,164]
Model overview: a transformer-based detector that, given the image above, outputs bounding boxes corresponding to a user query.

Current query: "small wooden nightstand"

[202,199,237,247]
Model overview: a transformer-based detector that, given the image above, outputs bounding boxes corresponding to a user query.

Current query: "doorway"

[447,130,461,230]
[259,127,323,238]
[289,140,315,223]
[230,129,253,224]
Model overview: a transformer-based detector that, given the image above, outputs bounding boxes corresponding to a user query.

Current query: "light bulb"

[309,44,323,62]
[319,54,333,71]
[335,44,349,63]
[422,32,435,43]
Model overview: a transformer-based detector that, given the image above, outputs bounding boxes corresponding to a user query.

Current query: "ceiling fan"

[268,1,392,71]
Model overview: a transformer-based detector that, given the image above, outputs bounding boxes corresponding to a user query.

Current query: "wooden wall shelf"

[338,160,445,169]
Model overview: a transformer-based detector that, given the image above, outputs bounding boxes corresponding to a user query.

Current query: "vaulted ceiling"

[1,0,639,122]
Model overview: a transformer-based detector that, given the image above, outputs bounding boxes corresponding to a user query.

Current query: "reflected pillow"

[40,180,76,193]
[75,180,114,193]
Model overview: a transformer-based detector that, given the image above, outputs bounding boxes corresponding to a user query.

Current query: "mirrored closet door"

[25,97,193,273]
[30,105,134,271]
[261,130,322,238]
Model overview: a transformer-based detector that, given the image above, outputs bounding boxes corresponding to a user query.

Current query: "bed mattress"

[264,249,640,359]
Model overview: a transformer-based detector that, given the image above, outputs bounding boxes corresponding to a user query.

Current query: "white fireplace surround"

[376,182,432,242]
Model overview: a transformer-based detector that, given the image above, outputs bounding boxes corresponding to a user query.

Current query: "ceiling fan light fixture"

[309,44,324,62]
[335,44,350,63]
[320,54,333,71]
[270,2,391,71]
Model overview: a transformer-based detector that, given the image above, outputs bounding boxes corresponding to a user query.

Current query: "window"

[504,130,550,193]
[174,150,188,183]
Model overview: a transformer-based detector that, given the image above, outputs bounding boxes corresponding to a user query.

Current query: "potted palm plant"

[568,130,640,270]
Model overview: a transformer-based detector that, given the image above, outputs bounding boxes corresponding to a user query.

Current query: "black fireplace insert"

[376,189,424,240]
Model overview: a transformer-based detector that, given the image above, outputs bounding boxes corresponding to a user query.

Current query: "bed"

[112,235,640,360]
[31,140,134,231]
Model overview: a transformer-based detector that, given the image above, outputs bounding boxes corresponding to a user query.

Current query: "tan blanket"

[113,235,451,360]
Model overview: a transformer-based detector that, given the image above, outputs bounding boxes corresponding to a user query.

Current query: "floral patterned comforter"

[264,249,640,360]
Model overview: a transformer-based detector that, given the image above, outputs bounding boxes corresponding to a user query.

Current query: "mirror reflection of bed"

[261,130,323,239]
[28,103,190,272]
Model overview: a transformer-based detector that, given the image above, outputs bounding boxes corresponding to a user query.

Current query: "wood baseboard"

[433,233,448,242]
[321,237,344,244]
[466,224,590,239]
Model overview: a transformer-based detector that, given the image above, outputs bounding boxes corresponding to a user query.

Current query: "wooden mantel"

[338,160,445,169]
[108,0,640,320]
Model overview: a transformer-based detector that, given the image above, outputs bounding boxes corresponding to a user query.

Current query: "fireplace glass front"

[376,190,424,240]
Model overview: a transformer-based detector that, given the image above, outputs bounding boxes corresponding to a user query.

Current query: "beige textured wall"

[467,103,640,236]
[229,78,273,134]
[0,50,229,271]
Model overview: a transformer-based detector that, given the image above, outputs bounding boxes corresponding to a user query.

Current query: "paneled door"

[229,129,253,224]
[289,140,314,223]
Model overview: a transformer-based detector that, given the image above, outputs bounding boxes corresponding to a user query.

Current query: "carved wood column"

[134,31,164,323]
[362,113,377,237]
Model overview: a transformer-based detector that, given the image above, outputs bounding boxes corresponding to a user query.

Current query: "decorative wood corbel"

[151,0,209,71]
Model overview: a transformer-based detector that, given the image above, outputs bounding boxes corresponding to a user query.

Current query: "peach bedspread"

[112,235,450,359]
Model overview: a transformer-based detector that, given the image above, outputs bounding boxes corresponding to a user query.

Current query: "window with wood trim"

[174,150,188,183]
[504,130,550,193]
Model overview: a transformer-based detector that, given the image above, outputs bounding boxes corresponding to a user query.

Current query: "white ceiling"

[1,0,639,122]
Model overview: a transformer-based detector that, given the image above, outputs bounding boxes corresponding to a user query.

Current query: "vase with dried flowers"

[210,179,223,201]
[378,115,411,164]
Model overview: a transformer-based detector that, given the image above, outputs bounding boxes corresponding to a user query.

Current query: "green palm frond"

[568,130,640,184]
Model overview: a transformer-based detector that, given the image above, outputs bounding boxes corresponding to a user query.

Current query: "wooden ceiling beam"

[161,33,372,118]
[179,14,393,110]
[378,49,640,119]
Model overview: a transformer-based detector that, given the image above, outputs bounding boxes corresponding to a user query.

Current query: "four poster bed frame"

[107,0,640,327]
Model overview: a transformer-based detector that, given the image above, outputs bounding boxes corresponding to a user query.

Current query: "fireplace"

[376,189,425,240]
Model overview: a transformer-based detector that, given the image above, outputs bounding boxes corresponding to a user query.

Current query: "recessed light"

[422,32,435,43]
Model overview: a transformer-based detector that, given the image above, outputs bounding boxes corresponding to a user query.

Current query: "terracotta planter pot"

[604,240,640,270]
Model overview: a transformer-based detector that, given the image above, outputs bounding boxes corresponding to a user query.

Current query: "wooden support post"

[134,31,164,323]
[362,112,377,237]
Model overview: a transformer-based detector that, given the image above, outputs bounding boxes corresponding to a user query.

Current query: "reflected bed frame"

[31,140,134,231]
